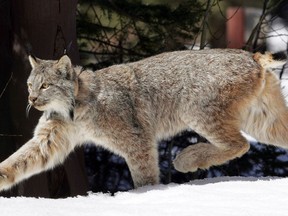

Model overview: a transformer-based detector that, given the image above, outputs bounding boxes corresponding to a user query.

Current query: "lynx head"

[27,55,77,120]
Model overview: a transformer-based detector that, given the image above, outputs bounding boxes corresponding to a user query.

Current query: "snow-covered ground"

[1,176,288,216]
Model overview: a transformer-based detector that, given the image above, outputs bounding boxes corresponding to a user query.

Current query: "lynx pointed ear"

[55,55,75,80]
[28,55,38,69]
[56,55,72,69]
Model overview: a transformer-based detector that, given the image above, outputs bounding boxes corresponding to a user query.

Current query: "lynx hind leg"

[173,124,250,173]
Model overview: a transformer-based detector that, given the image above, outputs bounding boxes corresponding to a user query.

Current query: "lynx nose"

[29,96,38,103]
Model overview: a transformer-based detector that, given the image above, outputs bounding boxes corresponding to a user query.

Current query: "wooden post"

[0,0,88,198]
[226,7,245,48]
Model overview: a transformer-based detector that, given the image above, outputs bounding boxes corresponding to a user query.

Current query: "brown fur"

[0,49,287,191]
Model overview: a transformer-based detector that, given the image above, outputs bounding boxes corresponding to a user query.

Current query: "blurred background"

[1,0,288,198]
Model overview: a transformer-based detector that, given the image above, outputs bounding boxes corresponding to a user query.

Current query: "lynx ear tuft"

[28,55,38,69]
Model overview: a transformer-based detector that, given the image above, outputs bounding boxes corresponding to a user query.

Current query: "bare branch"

[79,36,147,57]
[216,0,241,21]
[206,22,225,41]
[259,33,288,39]
[244,0,286,51]
[0,134,22,137]
[244,0,270,51]
[0,72,22,137]
[200,0,214,50]
[0,72,13,99]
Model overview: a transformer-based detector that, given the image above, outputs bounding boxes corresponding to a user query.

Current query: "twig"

[0,72,13,99]
[245,0,283,51]
[0,72,22,137]
[252,0,269,50]
[0,134,22,137]
[200,0,214,50]
[216,0,241,21]
[259,33,288,39]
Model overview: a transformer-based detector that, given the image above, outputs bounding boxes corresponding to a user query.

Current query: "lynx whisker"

[26,103,32,118]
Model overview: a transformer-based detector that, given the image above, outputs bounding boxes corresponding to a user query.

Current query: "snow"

[266,17,288,54]
[1,177,288,216]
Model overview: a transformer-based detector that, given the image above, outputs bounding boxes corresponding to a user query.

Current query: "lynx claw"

[0,173,8,179]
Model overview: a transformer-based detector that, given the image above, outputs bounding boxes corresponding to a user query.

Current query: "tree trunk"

[0,0,88,198]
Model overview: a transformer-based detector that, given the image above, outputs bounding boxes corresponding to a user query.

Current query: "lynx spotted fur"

[0,49,287,191]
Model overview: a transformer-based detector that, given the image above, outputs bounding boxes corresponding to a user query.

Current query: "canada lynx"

[0,49,287,192]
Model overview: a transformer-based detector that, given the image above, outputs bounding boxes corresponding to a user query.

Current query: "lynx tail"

[253,52,286,69]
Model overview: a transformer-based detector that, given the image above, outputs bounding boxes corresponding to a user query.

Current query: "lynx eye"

[40,83,50,90]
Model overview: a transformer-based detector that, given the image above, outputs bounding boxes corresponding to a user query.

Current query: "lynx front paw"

[0,167,15,192]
